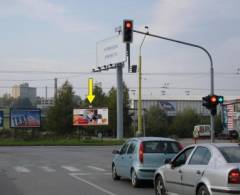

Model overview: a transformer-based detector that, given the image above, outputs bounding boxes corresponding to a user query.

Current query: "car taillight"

[139,142,144,164]
[228,169,240,184]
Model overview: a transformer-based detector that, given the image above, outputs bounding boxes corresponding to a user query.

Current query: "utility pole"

[54,78,58,101]
[45,86,48,99]
[136,27,148,137]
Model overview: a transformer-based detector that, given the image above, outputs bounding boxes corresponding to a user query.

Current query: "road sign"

[96,35,126,67]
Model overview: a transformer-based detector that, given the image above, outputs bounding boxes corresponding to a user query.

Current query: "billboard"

[10,109,41,128]
[96,35,126,67]
[0,111,3,128]
[73,108,108,126]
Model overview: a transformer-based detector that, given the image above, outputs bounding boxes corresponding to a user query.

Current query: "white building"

[131,98,210,116]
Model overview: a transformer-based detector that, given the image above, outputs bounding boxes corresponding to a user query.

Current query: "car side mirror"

[112,149,120,154]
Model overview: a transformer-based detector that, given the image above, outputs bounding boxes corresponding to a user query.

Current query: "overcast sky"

[0,0,239,100]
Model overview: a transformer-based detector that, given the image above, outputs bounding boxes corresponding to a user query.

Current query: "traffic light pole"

[133,30,215,143]
[136,33,147,137]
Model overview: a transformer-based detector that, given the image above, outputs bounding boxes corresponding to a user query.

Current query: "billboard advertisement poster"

[73,108,108,126]
[10,109,41,128]
[0,111,3,128]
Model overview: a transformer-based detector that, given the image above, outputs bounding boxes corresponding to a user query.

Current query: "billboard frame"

[0,110,3,128]
[9,108,42,129]
[73,107,109,126]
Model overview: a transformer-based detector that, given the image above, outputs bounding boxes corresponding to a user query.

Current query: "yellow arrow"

[87,78,95,104]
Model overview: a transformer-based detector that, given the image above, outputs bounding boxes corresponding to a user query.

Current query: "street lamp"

[137,26,149,137]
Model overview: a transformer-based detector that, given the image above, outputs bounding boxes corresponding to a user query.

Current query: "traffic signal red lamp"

[123,20,133,43]
[209,95,217,104]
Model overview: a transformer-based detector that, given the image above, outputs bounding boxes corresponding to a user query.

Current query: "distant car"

[112,137,183,187]
[193,125,211,138]
[216,130,239,140]
[229,130,239,139]
[154,143,240,195]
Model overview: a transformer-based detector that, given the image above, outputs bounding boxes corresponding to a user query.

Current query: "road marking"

[70,173,116,195]
[41,166,56,172]
[14,166,30,173]
[61,166,80,172]
[87,165,106,172]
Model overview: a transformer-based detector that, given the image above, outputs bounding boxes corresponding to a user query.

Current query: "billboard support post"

[116,63,124,139]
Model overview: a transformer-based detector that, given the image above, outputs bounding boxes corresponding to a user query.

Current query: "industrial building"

[11,83,36,103]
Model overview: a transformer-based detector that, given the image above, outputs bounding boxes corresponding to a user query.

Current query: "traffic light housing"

[123,20,133,43]
[202,95,211,109]
[202,95,224,116]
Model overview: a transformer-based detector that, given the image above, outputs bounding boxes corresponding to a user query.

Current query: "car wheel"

[112,164,120,180]
[197,185,210,195]
[154,175,166,195]
[131,169,140,187]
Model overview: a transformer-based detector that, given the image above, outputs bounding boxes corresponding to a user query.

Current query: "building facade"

[131,98,210,116]
[12,83,36,103]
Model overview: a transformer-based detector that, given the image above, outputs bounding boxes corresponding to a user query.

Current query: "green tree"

[83,85,107,107]
[0,94,14,107]
[46,81,76,134]
[11,97,33,108]
[170,108,200,138]
[145,106,168,136]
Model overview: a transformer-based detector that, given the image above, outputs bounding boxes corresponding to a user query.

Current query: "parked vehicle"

[193,125,211,138]
[216,130,239,140]
[112,137,183,187]
[154,143,240,195]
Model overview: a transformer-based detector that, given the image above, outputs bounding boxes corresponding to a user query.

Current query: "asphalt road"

[0,138,234,195]
[0,146,154,195]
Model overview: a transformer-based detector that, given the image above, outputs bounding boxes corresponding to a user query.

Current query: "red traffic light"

[125,21,132,29]
[210,95,217,103]
[123,19,133,43]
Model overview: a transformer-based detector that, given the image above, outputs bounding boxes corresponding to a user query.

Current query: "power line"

[0,85,239,92]
[0,70,238,76]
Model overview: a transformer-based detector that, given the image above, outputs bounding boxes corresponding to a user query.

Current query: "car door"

[164,147,194,195]
[181,146,211,195]
[124,141,137,178]
[115,142,130,177]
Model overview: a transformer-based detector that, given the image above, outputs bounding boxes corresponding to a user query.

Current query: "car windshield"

[143,141,181,154]
[218,146,240,163]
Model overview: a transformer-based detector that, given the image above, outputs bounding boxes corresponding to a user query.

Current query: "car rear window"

[143,141,181,154]
[218,146,240,163]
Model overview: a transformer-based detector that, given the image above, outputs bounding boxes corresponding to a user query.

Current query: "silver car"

[154,143,240,195]
[112,137,183,187]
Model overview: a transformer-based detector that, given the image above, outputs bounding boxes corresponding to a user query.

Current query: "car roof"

[128,137,177,142]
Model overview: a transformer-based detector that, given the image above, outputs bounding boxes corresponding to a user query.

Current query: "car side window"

[127,141,136,154]
[173,147,194,167]
[189,146,211,165]
[119,142,129,155]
